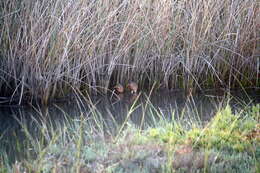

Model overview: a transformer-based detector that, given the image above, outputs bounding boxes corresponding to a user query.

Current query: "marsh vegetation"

[0,0,259,172]
[0,97,259,172]
[0,0,259,104]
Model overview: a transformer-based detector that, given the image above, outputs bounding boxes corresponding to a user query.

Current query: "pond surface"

[1,88,260,129]
[0,88,259,163]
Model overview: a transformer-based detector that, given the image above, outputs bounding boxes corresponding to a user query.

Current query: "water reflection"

[0,89,259,133]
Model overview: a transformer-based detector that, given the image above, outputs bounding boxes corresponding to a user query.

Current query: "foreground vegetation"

[0,102,259,173]
[0,0,259,104]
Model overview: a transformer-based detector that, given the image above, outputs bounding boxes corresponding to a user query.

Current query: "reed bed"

[0,0,259,103]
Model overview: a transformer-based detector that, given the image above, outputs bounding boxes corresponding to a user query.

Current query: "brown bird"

[127,82,138,94]
[113,84,124,93]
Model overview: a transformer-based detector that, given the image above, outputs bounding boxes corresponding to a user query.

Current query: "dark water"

[0,89,258,136]
[0,88,259,163]
[0,88,260,131]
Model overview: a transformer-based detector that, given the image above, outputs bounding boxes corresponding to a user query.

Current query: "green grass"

[0,0,259,104]
[0,103,259,173]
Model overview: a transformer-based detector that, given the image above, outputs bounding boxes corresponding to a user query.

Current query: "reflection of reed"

[1,90,258,136]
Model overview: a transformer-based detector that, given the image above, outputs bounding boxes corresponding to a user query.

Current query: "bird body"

[127,82,138,94]
[114,84,124,93]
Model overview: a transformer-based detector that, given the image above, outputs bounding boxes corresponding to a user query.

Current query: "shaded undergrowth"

[0,0,259,104]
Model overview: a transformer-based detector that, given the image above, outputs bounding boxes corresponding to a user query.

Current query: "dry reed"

[0,0,259,104]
